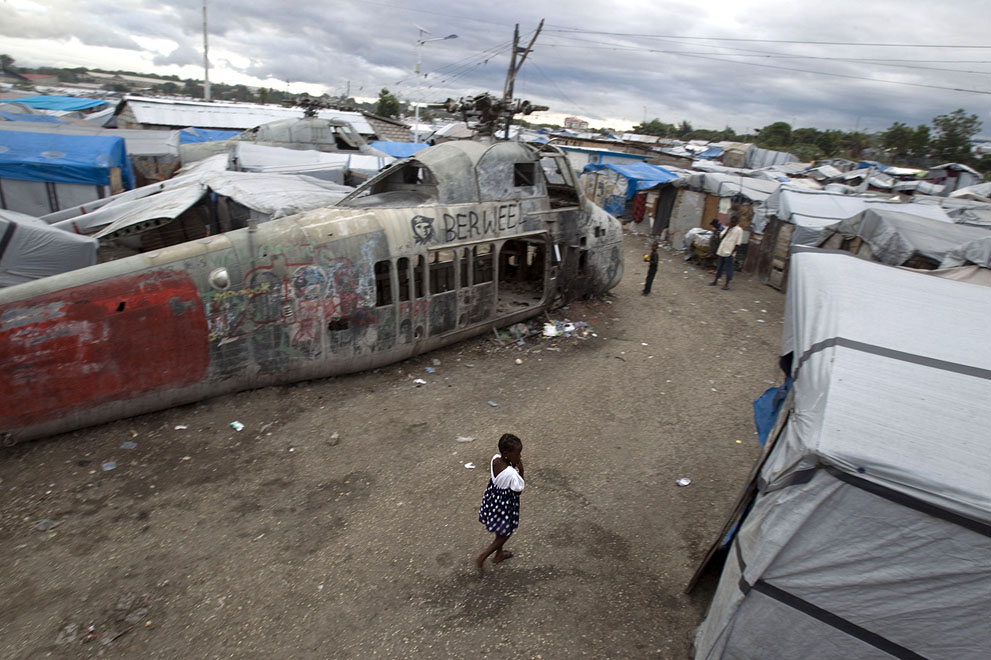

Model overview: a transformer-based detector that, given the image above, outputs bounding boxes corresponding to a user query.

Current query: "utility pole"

[502,19,543,139]
[202,0,211,101]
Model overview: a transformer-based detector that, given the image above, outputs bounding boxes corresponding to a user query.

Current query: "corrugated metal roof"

[0,121,178,156]
[121,96,373,134]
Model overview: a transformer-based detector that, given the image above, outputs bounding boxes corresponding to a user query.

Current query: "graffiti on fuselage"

[437,202,522,243]
[204,240,379,362]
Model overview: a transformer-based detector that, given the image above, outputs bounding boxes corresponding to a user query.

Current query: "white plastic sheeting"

[674,173,780,202]
[0,209,97,287]
[695,250,991,660]
[753,185,951,243]
[819,207,991,268]
[233,143,392,184]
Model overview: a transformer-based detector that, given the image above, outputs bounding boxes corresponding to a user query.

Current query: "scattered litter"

[174,425,188,430]
[432,358,441,366]
[464,462,476,469]
[761,309,767,313]
[129,430,138,438]
[641,342,648,346]
[456,436,475,443]
[101,461,117,472]
[515,358,523,365]
[676,477,692,487]
[259,422,274,433]
[487,401,499,407]
[542,322,559,337]
[735,440,742,444]
[425,366,435,373]
[34,519,61,532]
[413,378,427,386]
[120,441,137,450]
[230,421,244,431]
[180,456,192,461]
[327,432,340,446]
[757,320,766,323]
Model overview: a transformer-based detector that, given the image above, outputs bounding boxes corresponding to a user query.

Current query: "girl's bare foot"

[492,550,513,563]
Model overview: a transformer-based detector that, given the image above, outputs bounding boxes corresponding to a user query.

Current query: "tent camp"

[692,248,991,660]
[0,209,97,287]
[0,129,135,215]
[751,186,951,288]
[817,207,991,269]
[580,161,680,218]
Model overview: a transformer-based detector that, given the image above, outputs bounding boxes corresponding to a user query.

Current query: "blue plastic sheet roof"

[0,96,109,111]
[582,161,680,198]
[0,111,66,124]
[0,129,135,189]
[695,146,724,160]
[369,141,429,158]
[179,127,241,144]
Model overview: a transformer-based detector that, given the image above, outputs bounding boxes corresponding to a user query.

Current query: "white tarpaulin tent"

[753,186,952,244]
[0,209,96,287]
[694,249,991,660]
[818,207,991,268]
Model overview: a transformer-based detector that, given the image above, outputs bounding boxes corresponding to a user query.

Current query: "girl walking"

[476,433,525,567]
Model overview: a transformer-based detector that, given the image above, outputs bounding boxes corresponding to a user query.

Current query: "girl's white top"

[490,454,525,492]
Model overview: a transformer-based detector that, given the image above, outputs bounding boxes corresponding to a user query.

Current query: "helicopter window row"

[373,244,501,309]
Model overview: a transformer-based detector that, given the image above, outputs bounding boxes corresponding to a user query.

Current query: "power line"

[543,26,991,49]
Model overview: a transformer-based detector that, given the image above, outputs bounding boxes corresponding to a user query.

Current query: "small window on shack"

[430,249,456,294]
[397,257,411,302]
[414,254,426,298]
[514,162,537,187]
[374,260,393,306]
[473,244,493,284]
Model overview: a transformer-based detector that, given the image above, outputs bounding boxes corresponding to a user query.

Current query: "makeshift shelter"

[0,96,109,112]
[0,209,97,287]
[818,207,991,269]
[666,173,779,248]
[369,141,428,159]
[0,129,135,215]
[692,248,991,660]
[751,186,951,289]
[925,163,982,195]
[580,161,679,219]
[178,127,240,144]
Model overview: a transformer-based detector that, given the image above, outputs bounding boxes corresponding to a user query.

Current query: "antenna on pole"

[202,0,211,101]
[502,19,543,139]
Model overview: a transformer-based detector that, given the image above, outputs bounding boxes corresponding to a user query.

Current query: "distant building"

[564,116,589,131]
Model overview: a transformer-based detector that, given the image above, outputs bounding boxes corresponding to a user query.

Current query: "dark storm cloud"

[4,1,989,134]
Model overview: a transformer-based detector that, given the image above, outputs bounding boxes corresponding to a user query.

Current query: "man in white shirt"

[709,217,743,290]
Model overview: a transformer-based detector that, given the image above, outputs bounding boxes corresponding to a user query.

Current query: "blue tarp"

[0,111,66,124]
[695,146,724,160]
[0,129,135,189]
[369,141,429,158]
[179,127,240,145]
[582,161,680,199]
[0,96,109,112]
[752,376,792,447]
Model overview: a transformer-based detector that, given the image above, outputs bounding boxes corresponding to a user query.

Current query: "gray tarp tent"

[818,207,991,268]
[694,249,991,659]
[0,209,97,287]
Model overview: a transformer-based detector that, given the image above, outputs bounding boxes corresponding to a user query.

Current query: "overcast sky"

[2,0,990,136]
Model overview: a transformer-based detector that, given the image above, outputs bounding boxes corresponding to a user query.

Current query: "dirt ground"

[0,227,787,659]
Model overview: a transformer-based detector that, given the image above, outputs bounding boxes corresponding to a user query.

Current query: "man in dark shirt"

[642,241,659,295]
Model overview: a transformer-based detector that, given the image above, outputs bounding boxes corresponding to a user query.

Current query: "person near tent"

[706,218,724,272]
[710,217,743,290]
[642,241,659,295]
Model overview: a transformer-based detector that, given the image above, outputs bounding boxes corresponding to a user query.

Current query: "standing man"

[642,241,659,295]
[710,218,743,290]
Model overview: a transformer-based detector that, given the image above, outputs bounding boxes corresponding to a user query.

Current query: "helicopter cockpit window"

[539,153,580,207]
[337,161,439,207]
[332,125,362,151]
[514,163,536,187]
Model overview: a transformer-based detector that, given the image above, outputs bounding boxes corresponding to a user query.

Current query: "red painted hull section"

[0,271,209,430]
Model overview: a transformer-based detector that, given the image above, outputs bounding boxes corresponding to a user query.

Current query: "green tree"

[841,131,872,160]
[931,109,981,164]
[757,122,792,148]
[675,120,693,139]
[815,130,844,157]
[789,143,825,162]
[881,122,915,162]
[375,88,400,118]
[908,125,930,159]
[631,118,675,137]
[792,127,820,145]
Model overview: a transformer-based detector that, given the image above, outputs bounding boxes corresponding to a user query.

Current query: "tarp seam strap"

[824,466,991,538]
[749,580,930,660]
[795,337,991,382]
[761,466,816,493]
[0,221,17,262]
